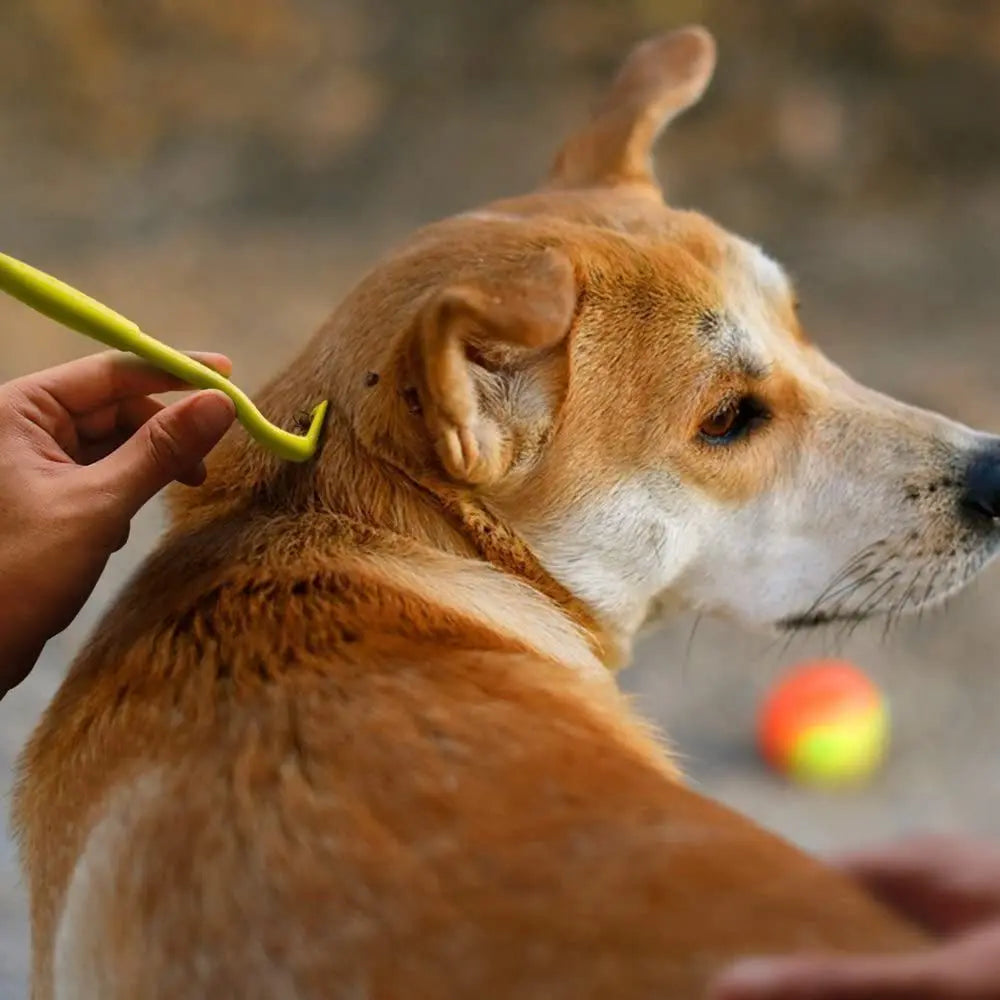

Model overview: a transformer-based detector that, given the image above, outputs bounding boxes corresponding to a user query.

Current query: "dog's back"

[18,505,921,1000]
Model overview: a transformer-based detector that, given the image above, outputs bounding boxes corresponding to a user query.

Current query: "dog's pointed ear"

[414,247,577,486]
[548,26,716,193]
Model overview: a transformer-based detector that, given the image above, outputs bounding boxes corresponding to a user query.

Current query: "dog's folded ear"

[548,26,716,193]
[414,247,577,486]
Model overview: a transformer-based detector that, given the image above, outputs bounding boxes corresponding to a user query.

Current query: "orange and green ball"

[757,659,888,787]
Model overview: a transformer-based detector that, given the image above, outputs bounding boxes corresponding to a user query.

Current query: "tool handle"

[0,252,327,462]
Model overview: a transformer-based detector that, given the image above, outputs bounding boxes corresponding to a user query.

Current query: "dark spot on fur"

[905,485,920,501]
[698,310,723,338]
[341,629,360,644]
[364,371,380,387]
[402,387,423,415]
[291,580,309,596]
[928,484,938,495]
[909,530,920,542]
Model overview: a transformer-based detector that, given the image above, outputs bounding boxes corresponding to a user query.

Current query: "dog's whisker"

[916,566,945,627]
[842,572,902,642]
[885,565,927,640]
[799,544,885,619]
[682,613,703,680]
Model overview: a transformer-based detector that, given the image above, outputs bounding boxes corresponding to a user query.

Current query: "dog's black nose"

[961,443,1000,523]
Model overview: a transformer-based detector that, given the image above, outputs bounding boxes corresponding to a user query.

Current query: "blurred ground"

[3,1,1000,994]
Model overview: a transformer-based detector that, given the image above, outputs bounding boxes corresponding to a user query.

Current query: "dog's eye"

[699,397,767,444]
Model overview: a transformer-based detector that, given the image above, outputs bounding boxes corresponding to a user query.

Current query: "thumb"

[710,953,942,1000]
[95,390,236,517]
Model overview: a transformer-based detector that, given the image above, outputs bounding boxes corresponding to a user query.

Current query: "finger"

[76,399,206,489]
[835,836,1000,883]
[710,953,944,1000]
[84,435,207,486]
[75,398,211,486]
[90,389,235,517]
[76,395,166,449]
[834,836,975,875]
[19,350,233,418]
[834,837,1000,934]
[176,460,208,488]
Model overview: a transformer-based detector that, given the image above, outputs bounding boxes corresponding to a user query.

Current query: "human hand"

[710,834,1000,999]
[0,351,236,696]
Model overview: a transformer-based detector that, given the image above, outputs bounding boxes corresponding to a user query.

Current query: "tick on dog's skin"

[364,372,380,387]
[15,25,1000,1000]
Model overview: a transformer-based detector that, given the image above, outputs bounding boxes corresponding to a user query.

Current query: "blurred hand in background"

[712,834,1000,999]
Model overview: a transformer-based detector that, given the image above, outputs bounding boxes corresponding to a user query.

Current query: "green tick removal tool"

[0,251,328,462]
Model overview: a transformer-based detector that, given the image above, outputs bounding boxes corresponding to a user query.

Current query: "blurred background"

[3,0,1000,992]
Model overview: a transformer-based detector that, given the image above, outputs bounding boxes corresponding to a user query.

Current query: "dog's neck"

[171,395,624,671]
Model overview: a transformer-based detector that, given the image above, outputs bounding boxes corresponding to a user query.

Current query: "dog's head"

[204,27,1000,659]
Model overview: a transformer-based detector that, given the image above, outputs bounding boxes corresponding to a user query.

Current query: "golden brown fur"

[16,509,923,998]
[21,25,993,999]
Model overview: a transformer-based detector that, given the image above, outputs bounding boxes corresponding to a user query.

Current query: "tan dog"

[15,26,1000,999]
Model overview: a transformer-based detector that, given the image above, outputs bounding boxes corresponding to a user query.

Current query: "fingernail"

[190,391,236,439]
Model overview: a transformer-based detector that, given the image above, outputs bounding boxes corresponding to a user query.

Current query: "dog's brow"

[727,238,792,299]
[698,310,771,379]
[750,246,789,295]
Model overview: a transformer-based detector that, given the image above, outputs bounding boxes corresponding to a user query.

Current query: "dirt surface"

[3,2,1000,994]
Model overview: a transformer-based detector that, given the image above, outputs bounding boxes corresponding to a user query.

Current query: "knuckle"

[144,416,185,471]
